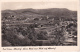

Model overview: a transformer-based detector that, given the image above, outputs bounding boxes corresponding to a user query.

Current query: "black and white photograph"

[1,1,77,46]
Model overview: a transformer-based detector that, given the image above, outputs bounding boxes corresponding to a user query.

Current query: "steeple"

[47,15,49,19]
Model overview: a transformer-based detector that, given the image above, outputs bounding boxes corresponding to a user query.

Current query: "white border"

[0,0,80,52]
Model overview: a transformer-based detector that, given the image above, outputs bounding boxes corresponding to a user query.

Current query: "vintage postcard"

[0,0,79,52]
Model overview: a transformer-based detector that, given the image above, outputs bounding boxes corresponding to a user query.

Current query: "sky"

[1,0,78,11]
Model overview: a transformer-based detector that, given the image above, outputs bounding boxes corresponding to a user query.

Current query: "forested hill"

[2,8,77,21]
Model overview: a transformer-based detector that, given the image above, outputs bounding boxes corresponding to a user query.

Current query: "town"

[2,8,77,46]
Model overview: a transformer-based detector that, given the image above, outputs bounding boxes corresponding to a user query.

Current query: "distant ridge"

[2,8,77,20]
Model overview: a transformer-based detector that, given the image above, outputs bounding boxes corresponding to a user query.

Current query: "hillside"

[2,8,77,21]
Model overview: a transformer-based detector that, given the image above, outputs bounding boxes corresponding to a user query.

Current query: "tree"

[37,31,48,40]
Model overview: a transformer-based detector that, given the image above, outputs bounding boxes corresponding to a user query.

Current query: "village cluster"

[2,9,77,46]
